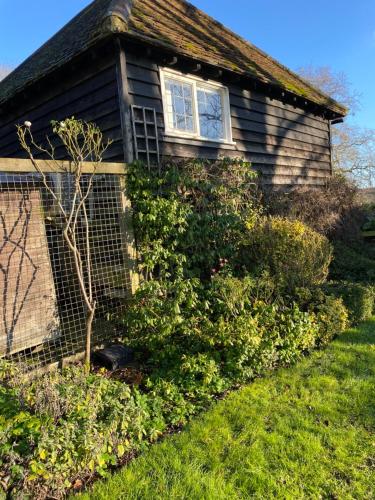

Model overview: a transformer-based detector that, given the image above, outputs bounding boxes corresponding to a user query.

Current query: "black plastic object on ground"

[92,345,134,371]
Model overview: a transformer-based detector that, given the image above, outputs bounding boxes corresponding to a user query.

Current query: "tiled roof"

[0,0,347,115]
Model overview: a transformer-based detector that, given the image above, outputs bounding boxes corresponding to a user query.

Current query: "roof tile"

[0,0,347,115]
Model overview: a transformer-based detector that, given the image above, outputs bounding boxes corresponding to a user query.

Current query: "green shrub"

[323,281,374,324]
[240,217,333,292]
[330,241,375,282]
[127,158,260,280]
[0,365,188,497]
[123,276,319,386]
[293,287,349,345]
[314,296,349,346]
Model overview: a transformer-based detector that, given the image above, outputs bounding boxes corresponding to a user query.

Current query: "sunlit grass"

[78,320,375,499]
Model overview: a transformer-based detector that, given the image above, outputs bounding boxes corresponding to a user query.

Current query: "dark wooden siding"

[125,52,332,187]
[0,47,332,188]
[0,54,123,162]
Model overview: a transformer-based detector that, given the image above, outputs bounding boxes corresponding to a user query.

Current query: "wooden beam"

[0,158,127,174]
[116,39,134,164]
[227,73,241,84]
[177,60,202,75]
[165,56,178,66]
[207,68,223,79]
[115,40,139,294]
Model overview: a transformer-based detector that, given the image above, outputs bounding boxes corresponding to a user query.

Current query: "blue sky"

[0,0,374,128]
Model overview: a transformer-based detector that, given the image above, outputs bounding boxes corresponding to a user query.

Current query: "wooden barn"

[0,0,347,187]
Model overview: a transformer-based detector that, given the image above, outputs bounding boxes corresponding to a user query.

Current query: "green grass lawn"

[78,320,375,500]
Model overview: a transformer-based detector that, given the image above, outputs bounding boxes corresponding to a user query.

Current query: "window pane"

[173,96,185,115]
[165,78,195,133]
[197,88,224,140]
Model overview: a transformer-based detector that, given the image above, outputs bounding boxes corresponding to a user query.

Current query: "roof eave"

[119,31,348,118]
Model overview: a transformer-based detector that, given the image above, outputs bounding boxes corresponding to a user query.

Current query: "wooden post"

[115,43,139,293]
[116,38,134,164]
[118,175,139,295]
[328,120,334,177]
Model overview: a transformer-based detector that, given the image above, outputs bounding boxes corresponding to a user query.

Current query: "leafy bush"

[330,241,375,282]
[239,217,333,293]
[122,275,319,385]
[292,287,349,345]
[127,158,260,280]
[0,364,194,497]
[314,296,349,345]
[323,281,374,324]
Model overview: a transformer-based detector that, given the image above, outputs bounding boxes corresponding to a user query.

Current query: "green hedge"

[0,277,350,498]
[330,242,375,283]
[239,217,333,293]
[323,281,374,324]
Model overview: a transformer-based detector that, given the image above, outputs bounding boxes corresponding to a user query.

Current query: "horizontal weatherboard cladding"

[0,45,333,188]
[0,55,122,162]
[125,52,332,187]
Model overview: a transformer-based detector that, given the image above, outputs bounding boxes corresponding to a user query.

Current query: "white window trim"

[160,67,235,145]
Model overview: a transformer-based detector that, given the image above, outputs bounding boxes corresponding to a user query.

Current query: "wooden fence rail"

[0,158,127,175]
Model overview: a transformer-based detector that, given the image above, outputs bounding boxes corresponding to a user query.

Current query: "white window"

[160,68,233,144]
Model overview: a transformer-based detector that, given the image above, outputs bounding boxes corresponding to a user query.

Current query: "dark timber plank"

[2,112,121,157]
[0,90,119,149]
[232,140,331,162]
[0,68,118,137]
[231,129,330,154]
[228,85,327,123]
[229,98,328,133]
[230,107,328,140]
[231,118,328,147]
[0,62,117,128]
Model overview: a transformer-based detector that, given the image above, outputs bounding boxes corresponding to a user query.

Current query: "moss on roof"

[0,0,347,116]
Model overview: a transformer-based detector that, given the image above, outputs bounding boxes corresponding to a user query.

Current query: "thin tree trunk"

[17,120,111,376]
[85,302,96,373]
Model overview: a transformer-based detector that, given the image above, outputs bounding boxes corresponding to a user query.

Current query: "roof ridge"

[101,0,133,31]
[105,0,134,21]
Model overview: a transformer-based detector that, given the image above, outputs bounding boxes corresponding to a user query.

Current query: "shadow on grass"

[335,318,375,345]
[76,318,375,500]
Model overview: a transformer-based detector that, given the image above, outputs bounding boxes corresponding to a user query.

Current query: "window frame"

[160,68,234,144]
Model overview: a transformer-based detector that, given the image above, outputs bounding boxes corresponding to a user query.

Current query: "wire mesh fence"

[0,159,137,372]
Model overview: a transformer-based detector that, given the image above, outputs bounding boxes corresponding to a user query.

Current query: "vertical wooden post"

[116,39,139,294]
[116,38,134,164]
[117,175,139,294]
[328,120,334,177]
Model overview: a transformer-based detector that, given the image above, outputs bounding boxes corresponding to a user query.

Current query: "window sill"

[162,134,237,150]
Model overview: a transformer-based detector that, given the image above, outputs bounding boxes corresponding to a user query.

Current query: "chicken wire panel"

[0,170,133,371]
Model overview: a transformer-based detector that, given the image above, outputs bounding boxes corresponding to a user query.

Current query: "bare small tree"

[17,118,111,372]
[298,66,375,187]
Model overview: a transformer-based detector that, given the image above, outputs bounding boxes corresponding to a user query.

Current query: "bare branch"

[298,66,375,187]
[17,118,112,372]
